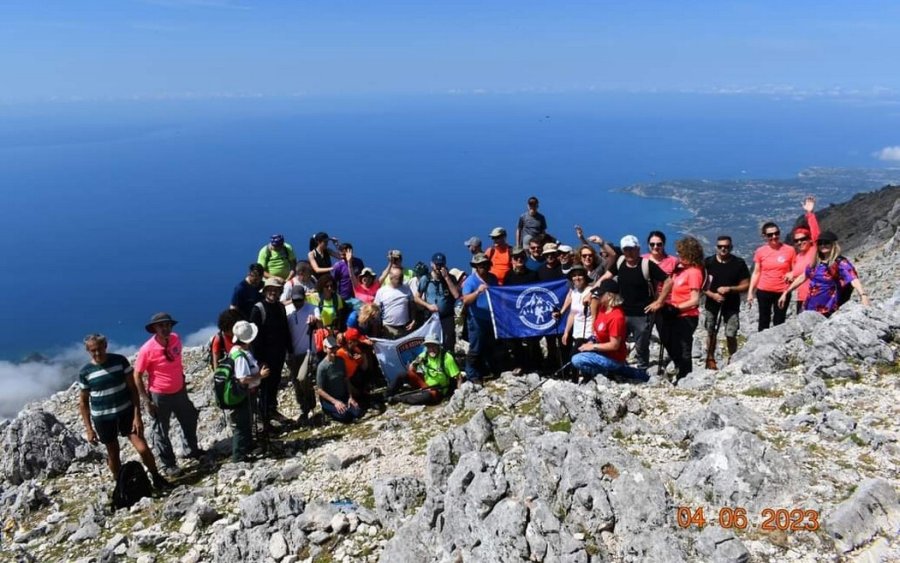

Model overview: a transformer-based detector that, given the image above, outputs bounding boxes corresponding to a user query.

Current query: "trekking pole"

[510,361,573,408]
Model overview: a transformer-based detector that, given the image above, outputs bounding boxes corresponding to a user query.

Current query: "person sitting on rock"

[778,230,871,316]
[79,333,171,489]
[388,334,461,405]
[229,321,270,462]
[571,280,649,382]
[315,336,364,423]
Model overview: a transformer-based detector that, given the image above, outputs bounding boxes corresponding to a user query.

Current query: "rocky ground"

[1,194,899,562]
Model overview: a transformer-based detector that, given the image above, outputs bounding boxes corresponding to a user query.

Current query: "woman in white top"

[561,265,594,349]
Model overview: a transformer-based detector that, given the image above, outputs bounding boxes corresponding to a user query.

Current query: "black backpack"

[112,461,153,510]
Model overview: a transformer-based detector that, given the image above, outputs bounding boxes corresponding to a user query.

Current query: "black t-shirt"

[231,279,261,319]
[504,268,539,286]
[609,258,669,316]
[537,263,564,281]
[703,255,750,312]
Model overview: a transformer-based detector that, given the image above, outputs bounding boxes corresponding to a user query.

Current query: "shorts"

[704,308,740,338]
[93,406,136,445]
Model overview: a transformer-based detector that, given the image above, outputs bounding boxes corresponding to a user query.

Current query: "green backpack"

[213,350,248,409]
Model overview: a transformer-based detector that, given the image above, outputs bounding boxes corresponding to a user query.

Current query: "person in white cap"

[558,244,575,276]
[350,266,381,305]
[229,321,270,462]
[594,235,672,370]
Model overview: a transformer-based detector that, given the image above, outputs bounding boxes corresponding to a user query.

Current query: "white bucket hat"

[232,320,259,344]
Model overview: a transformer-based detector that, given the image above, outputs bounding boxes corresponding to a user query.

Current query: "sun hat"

[567,264,587,278]
[360,267,376,277]
[464,236,482,247]
[542,242,559,255]
[423,334,441,346]
[449,268,464,281]
[145,312,178,333]
[558,244,573,254]
[470,252,491,266]
[490,227,507,238]
[511,245,527,257]
[232,320,259,344]
[263,278,283,289]
[620,235,640,249]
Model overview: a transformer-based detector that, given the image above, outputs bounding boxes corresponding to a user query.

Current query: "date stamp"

[676,507,820,532]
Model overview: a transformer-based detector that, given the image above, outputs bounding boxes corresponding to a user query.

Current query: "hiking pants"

[149,387,201,468]
[440,315,457,354]
[320,399,364,423]
[465,315,495,382]
[571,352,649,381]
[663,316,699,379]
[757,289,789,331]
[286,353,315,417]
[257,350,286,418]
[229,399,253,462]
[626,314,653,369]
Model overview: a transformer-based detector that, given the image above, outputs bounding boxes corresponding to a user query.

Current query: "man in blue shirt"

[461,253,498,384]
[418,252,460,353]
[230,263,264,318]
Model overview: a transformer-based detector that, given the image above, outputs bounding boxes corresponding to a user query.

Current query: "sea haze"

[1,92,898,364]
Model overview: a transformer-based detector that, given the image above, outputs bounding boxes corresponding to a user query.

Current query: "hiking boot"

[705,357,718,370]
[185,449,207,461]
[151,472,173,490]
[159,465,181,478]
[270,411,292,424]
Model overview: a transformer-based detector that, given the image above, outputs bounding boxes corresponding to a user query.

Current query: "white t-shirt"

[375,284,413,326]
[232,348,261,389]
[570,287,593,340]
[287,303,318,355]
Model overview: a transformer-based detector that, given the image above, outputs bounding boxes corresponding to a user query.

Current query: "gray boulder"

[827,478,900,553]
[695,527,750,563]
[0,409,85,485]
[373,476,425,530]
[669,397,763,442]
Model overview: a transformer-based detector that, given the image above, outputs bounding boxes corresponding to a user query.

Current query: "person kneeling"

[389,334,460,405]
[570,280,648,383]
[316,336,365,423]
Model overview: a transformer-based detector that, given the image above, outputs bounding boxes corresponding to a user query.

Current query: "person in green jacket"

[257,233,297,282]
[388,334,461,405]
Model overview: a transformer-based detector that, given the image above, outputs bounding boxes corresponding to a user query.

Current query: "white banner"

[371,314,442,385]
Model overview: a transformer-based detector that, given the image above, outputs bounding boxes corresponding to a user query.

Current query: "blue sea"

[1,92,898,415]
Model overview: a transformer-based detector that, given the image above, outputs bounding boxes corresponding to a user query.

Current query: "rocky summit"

[1,189,899,562]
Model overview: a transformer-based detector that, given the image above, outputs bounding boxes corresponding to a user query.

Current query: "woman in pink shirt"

[747,221,797,331]
[661,237,704,384]
[786,196,819,313]
[643,230,679,278]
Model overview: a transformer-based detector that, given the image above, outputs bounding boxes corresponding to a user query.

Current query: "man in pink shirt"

[135,312,203,475]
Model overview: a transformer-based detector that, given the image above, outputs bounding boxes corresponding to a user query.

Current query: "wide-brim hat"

[542,243,559,255]
[817,231,839,244]
[263,278,284,290]
[470,252,491,266]
[232,320,259,344]
[360,267,376,277]
[145,312,178,333]
[567,264,588,278]
[423,334,441,346]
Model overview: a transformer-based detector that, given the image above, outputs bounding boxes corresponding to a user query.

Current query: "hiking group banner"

[486,279,571,339]
[371,314,442,386]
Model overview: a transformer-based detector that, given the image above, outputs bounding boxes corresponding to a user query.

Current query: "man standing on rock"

[702,235,750,369]
[516,196,548,248]
[134,313,204,476]
[79,333,170,489]
[250,278,293,430]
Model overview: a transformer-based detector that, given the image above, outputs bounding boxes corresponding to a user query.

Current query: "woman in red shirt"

[662,236,704,384]
[748,221,796,331]
[570,279,649,382]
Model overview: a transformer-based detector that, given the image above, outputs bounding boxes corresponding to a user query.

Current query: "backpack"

[204,331,227,369]
[616,256,655,297]
[828,256,854,307]
[112,461,153,510]
[263,246,295,271]
[213,350,248,409]
[419,275,454,317]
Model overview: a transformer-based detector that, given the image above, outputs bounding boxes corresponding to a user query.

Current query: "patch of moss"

[361,486,375,510]
[824,378,852,389]
[874,361,900,376]
[483,406,504,421]
[741,387,783,398]
[848,433,866,447]
[611,429,625,440]
[548,419,572,433]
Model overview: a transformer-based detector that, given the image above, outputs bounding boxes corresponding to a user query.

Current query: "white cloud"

[874,146,900,161]
[184,325,218,348]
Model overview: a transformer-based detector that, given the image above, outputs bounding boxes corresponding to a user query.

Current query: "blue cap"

[432,252,447,266]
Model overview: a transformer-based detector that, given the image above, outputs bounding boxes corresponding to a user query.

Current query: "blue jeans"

[571,352,649,382]
[320,399,364,423]
[465,315,495,382]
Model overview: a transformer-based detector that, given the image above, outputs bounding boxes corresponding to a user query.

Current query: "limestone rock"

[373,476,425,530]
[827,478,900,553]
[0,410,84,485]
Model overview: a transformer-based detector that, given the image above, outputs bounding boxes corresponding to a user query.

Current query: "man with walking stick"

[703,235,750,369]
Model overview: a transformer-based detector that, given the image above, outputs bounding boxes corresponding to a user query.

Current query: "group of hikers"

[77,195,871,492]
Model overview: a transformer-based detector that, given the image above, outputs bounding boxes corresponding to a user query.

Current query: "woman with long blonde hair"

[779,231,870,316]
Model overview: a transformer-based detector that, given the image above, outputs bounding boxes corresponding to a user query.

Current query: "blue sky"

[1,1,899,102]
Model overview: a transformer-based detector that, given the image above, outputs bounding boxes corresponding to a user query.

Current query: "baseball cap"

[490,227,507,238]
[817,231,838,244]
[542,242,559,255]
[323,336,338,350]
[432,252,447,266]
[511,245,526,257]
[620,235,640,249]
[389,249,403,258]
[464,236,482,247]
[270,234,285,246]
[290,284,307,300]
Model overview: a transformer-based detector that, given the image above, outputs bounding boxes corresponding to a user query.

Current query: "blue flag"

[486,279,570,339]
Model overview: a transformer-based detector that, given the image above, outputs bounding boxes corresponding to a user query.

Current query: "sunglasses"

[716,244,732,250]
[648,242,664,248]
[765,231,780,238]
[581,253,594,258]
[793,237,809,243]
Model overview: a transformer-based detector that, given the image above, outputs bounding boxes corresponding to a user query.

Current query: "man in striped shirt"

[78,333,170,489]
